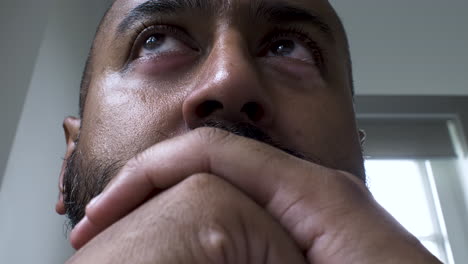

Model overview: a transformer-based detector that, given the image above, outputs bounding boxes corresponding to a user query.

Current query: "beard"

[62,120,317,229]
[63,148,123,229]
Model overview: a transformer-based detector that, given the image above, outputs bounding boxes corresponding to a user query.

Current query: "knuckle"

[182,173,220,189]
[125,149,148,172]
[178,174,233,208]
[180,173,243,215]
[198,223,234,263]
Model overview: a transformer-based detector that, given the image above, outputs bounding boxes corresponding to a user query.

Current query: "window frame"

[356,95,468,264]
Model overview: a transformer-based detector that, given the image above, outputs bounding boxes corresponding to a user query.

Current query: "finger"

[70,187,162,249]
[72,127,361,250]
[71,127,280,248]
[70,216,101,250]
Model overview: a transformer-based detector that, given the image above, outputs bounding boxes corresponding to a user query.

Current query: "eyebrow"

[117,0,334,39]
[117,0,217,34]
[254,1,333,36]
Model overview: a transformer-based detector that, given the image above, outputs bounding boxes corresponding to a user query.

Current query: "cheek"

[274,90,361,169]
[80,78,186,164]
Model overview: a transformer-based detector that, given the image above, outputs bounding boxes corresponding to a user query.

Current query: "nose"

[182,31,274,129]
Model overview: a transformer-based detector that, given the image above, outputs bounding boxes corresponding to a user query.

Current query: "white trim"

[424,161,454,264]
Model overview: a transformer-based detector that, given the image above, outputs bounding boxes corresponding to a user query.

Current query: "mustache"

[201,119,307,161]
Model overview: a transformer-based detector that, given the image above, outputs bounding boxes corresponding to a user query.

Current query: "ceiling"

[331,0,468,96]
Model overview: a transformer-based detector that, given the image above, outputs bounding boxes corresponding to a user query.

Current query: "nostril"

[196,100,224,118]
[241,102,264,122]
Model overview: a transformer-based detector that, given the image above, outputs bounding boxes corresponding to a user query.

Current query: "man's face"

[62,0,364,227]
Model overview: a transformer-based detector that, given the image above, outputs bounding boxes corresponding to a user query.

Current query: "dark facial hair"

[62,120,316,229]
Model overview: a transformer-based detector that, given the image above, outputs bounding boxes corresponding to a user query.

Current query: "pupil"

[144,34,165,50]
[272,40,295,55]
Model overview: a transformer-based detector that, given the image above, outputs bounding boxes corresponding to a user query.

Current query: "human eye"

[133,25,199,59]
[140,33,182,56]
[260,27,324,67]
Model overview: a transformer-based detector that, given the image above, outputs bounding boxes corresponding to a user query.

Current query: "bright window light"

[365,159,448,263]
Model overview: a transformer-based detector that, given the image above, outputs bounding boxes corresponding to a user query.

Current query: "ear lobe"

[56,116,81,215]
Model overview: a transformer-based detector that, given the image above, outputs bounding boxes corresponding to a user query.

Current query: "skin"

[56,0,442,263]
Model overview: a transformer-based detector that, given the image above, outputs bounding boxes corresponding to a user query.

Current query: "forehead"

[107,0,338,28]
[113,0,332,11]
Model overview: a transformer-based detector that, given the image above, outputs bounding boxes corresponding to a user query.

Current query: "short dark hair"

[79,3,354,118]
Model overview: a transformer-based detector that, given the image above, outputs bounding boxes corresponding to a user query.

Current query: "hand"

[72,127,442,263]
[67,173,306,264]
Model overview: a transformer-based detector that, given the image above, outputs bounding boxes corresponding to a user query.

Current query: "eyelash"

[128,24,325,70]
[130,24,199,59]
[262,25,325,68]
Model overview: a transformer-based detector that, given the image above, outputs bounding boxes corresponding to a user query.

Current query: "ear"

[56,116,81,215]
[358,129,366,146]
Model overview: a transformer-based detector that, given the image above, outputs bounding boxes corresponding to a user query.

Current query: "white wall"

[332,0,468,96]
[0,0,51,186]
[0,0,112,263]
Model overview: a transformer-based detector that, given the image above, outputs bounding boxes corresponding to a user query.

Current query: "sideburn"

[63,147,123,229]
